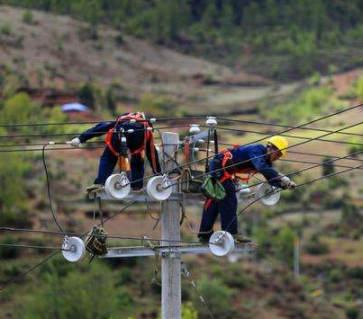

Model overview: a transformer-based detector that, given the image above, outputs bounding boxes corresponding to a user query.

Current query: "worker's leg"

[198,199,219,240]
[130,153,144,190]
[219,179,238,234]
[94,147,118,185]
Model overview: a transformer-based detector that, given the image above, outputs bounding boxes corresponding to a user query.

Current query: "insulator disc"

[105,174,131,199]
[209,231,235,257]
[256,183,281,206]
[62,237,86,262]
[147,176,172,201]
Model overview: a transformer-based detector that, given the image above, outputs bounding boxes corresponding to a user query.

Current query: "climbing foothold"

[105,173,131,199]
[209,231,235,257]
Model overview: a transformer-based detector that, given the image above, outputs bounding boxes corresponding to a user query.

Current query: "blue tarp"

[61,103,89,112]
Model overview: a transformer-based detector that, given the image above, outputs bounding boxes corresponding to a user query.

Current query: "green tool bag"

[181,168,204,193]
[201,176,226,201]
[85,225,108,256]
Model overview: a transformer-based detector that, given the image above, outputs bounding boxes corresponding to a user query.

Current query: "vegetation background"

[1,1,363,319]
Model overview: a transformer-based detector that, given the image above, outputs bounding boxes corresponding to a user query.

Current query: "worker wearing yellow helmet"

[198,135,296,243]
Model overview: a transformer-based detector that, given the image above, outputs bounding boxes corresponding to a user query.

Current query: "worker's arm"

[248,147,285,188]
[78,121,116,143]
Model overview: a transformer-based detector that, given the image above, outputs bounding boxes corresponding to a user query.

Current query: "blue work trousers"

[198,178,238,239]
[94,147,145,189]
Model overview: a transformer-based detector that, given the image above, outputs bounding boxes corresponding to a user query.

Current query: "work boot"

[86,184,104,193]
[232,234,252,243]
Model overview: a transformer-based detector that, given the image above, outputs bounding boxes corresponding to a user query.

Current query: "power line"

[127,102,363,188]
[213,125,363,148]
[0,125,189,139]
[0,116,205,129]
[281,158,363,171]
[165,120,363,190]
[219,117,363,139]
[0,251,59,293]
[0,243,64,251]
[42,145,65,233]
[224,147,363,233]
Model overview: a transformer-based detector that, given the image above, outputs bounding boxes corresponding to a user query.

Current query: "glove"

[280,176,296,190]
[68,137,81,148]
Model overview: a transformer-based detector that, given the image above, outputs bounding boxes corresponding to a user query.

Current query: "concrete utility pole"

[294,236,300,280]
[99,130,255,319]
[161,132,181,319]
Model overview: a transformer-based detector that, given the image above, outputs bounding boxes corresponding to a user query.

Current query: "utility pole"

[95,130,255,319]
[294,236,300,280]
[161,132,181,319]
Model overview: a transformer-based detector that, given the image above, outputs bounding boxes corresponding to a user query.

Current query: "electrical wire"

[223,147,363,234]
[0,116,206,129]
[0,125,190,139]
[0,243,66,251]
[281,158,363,171]
[219,117,363,139]
[165,119,363,190]
[0,251,60,293]
[42,144,65,233]
[124,102,363,189]
[212,125,363,148]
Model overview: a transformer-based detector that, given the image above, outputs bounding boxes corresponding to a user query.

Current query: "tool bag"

[200,129,226,201]
[85,225,108,256]
[201,176,226,200]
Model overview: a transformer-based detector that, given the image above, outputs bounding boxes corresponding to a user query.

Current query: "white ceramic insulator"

[189,124,201,134]
[206,116,217,127]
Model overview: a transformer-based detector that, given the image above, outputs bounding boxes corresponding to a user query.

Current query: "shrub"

[25,264,119,319]
[275,226,297,268]
[139,93,177,117]
[0,236,20,259]
[355,77,363,101]
[304,238,330,255]
[195,275,235,318]
[345,307,359,319]
[0,23,11,35]
[22,10,34,24]
[182,302,198,319]
[348,267,363,280]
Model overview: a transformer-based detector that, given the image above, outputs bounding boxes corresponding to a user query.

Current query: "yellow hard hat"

[268,136,288,156]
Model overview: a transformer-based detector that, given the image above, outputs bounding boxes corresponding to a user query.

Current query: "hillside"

[2,4,363,319]
[0,5,302,115]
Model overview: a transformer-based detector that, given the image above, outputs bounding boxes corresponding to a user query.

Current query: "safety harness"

[105,112,158,173]
[203,145,257,210]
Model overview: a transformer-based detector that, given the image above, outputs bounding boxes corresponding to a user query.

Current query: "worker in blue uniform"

[68,112,161,192]
[198,136,296,243]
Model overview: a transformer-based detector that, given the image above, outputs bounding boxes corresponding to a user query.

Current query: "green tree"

[275,226,297,268]
[1,93,40,126]
[322,156,335,176]
[78,83,96,109]
[24,264,119,319]
[196,275,234,318]
[182,302,198,319]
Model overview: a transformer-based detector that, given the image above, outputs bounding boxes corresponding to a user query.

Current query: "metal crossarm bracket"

[101,243,256,258]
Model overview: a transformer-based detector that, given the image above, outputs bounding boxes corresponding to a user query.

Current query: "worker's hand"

[280,176,296,190]
[68,137,81,148]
